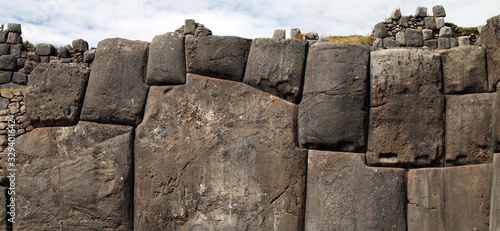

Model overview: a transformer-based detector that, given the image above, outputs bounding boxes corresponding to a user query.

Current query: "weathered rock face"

[26,63,90,127]
[405,28,424,47]
[407,164,492,231]
[135,74,307,230]
[491,154,500,231]
[2,121,134,230]
[80,38,149,126]
[305,151,406,230]
[146,32,186,85]
[368,49,444,166]
[440,46,487,94]
[243,38,308,103]
[482,14,500,91]
[445,94,494,165]
[186,35,251,82]
[298,43,370,152]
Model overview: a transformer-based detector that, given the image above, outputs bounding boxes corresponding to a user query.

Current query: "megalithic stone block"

[491,154,500,231]
[368,49,444,166]
[408,164,492,231]
[243,38,308,103]
[186,35,252,82]
[440,45,487,94]
[147,32,186,85]
[1,121,134,230]
[80,38,149,126]
[135,74,307,230]
[72,38,89,53]
[482,14,500,91]
[298,43,370,152]
[445,94,494,165]
[305,151,406,230]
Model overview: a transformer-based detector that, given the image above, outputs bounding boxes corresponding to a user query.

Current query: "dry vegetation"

[325,35,374,45]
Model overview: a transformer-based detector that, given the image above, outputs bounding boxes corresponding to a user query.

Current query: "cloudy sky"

[1,0,499,48]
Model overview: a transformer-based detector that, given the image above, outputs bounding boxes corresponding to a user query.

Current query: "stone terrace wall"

[0,13,499,230]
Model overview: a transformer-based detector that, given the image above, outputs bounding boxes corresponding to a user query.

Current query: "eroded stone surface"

[483,15,500,91]
[408,165,492,231]
[305,151,406,231]
[491,154,500,231]
[146,32,186,85]
[135,74,307,230]
[440,46,487,94]
[2,121,134,230]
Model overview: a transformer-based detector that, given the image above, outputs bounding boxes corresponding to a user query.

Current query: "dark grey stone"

[23,61,36,74]
[305,151,406,230]
[0,71,12,84]
[243,38,308,103]
[483,15,500,91]
[0,32,6,43]
[83,49,95,63]
[491,154,500,230]
[272,29,286,39]
[438,37,451,49]
[72,39,89,53]
[0,55,17,71]
[185,19,196,35]
[36,43,55,56]
[450,38,458,48]
[433,5,446,17]
[2,122,134,230]
[424,39,438,49]
[9,44,21,58]
[298,43,369,152]
[405,28,424,47]
[7,23,21,34]
[373,38,383,47]
[6,32,21,44]
[59,46,69,58]
[186,35,251,82]
[383,37,397,48]
[12,72,27,85]
[439,26,452,37]
[135,74,306,230]
[424,16,437,29]
[436,17,445,29]
[373,22,388,38]
[16,58,25,69]
[440,46,487,94]
[194,24,212,37]
[368,49,444,166]
[80,38,149,126]
[146,32,186,85]
[0,97,9,110]
[0,44,9,55]
[399,16,409,28]
[416,6,428,17]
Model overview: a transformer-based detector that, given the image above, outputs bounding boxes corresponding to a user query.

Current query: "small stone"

[1,91,13,99]
[16,129,25,136]
[39,56,49,63]
[433,5,446,17]
[396,32,405,46]
[6,32,21,44]
[272,29,286,39]
[391,7,401,20]
[290,28,301,38]
[438,37,451,49]
[0,109,10,115]
[184,19,196,35]
[383,38,397,48]
[373,22,389,38]
[15,115,27,123]
[8,102,20,109]
[0,123,6,130]
[399,16,409,28]
[9,108,19,115]
[20,105,25,113]
[25,125,34,132]
[373,38,383,47]
[415,6,428,18]
[439,26,452,37]
[20,121,30,129]
[0,135,6,146]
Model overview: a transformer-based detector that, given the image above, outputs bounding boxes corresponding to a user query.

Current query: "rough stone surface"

[298,43,369,152]
[2,121,134,230]
[368,49,444,166]
[135,74,307,230]
[433,5,446,17]
[290,28,301,38]
[72,38,89,53]
[0,72,12,84]
[491,154,500,231]
[422,29,433,40]
[243,38,308,103]
[395,31,405,46]
[405,28,424,47]
[373,22,388,38]
[424,17,437,30]
[272,29,286,39]
[445,94,494,165]
[12,72,27,85]
[186,35,251,82]
[305,151,406,231]
[440,45,487,94]
[83,49,95,63]
[391,7,401,20]
[438,37,451,49]
[439,26,452,37]
[408,165,492,231]
[35,43,55,56]
[0,55,16,71]
[26,63,90,127]
[7,23,21,34]
[458,36,470,46]
[147,32,186,85]
[482,15,500,91]
[0,186,6,230]
[6,33,21,44]
[416,6,428,17]
[399,16,409,27]
[373,38,383,47]
[9,44,21,58]
[435,17,445,29]
[185,19,196,35]
[80,38,149,126]
[383,38,397,48]
[0,44,9,55]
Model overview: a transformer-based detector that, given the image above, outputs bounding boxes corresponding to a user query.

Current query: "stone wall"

[0,13,499,230]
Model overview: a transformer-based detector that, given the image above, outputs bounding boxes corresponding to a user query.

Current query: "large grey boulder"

[35,43,55,56]
[80,38,149,126]
[482,14,500,91]
[305,151,406,230]
[408,164,492,231]
[0,71,12,84]
[415,6,428,17]
[439,26,452,37]
[243,38,308,103]
[26,63,90,127]
[135,74,307,230]
[373,22,388,38]
[2,121,134,230]
[298,43,369,152]
[405,28,424,47]
[0,55,16,71]
[445,94,494,165]
[438,37,451,49]
[424,17,437,30]
[391,7,401,20]
[440,46,487,94]
[186,35,251,81]
[7,23,21,34]
[433,5,446,17]
[72,38,89,53]
[0,44,9,55]
[9,44,21,58]
[368,49,444,166]
[146,32,186,85]
[491,154,500,231]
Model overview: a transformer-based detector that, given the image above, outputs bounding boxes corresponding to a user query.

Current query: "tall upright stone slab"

[305,151,406,230]
[440,46,487,94]
[368,49,444,166]
[446,94,494,165]
[146,32,186,85]
[298,43,369,152]
[80,38,149,125]
[482,15,500,91]
[2,122,134,230]
[186,35,251,82]
[243,38,308,103]
[491,154,500,231]
[408,165,492,231]
[26,63,90,127]
[135,74,307,230]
